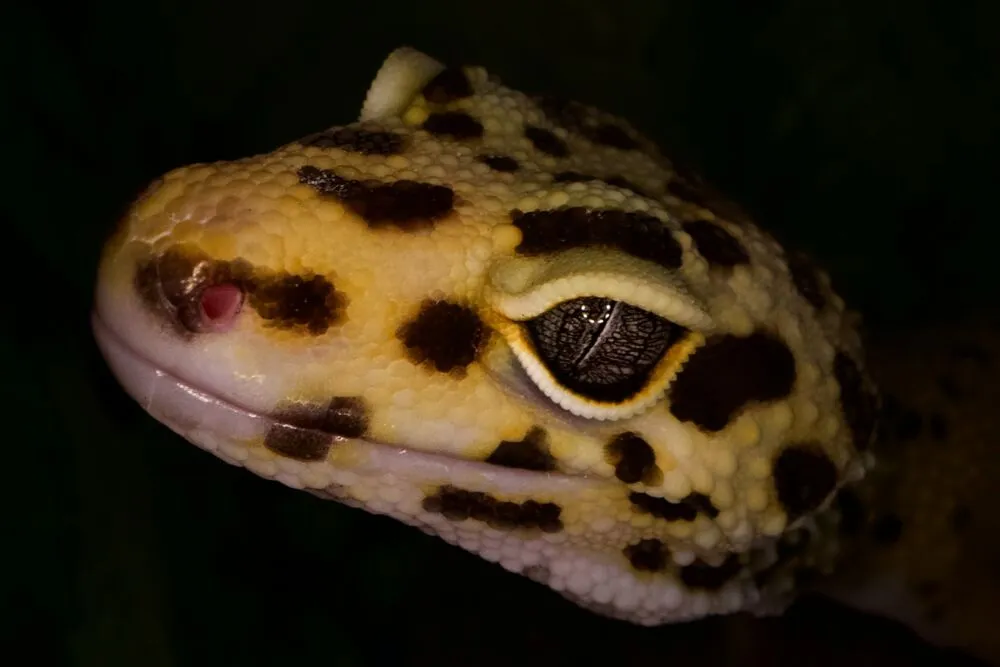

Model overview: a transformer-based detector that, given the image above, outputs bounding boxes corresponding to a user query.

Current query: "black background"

[3,1,998,665]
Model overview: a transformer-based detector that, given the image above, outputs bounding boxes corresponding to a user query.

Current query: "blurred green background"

[2,1,997,665]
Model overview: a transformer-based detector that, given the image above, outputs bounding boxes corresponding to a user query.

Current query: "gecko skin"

[92,47,998,663]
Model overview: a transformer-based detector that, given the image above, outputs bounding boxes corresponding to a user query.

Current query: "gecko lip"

[90,309,601,493]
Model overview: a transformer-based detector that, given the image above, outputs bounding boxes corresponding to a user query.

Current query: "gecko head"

[92,46,880,626]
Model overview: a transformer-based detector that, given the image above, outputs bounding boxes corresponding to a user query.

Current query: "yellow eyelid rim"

[485,249,714,332]
[487,315,706,421]
[488,272,712,331]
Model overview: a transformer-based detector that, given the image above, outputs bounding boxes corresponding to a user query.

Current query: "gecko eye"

[526,297,683,402]
[513,297,703,420]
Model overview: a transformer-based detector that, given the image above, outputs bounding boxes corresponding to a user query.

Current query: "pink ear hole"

[198,283,243,332]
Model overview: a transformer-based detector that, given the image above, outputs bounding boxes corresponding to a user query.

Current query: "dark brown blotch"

[135,246,346,337]
[248,272,344,335]
[421,66,473,104]
[605,432,659,484]
[773,443,838,519]
[583,123,639,150]
[532,95,589,134]
[834,351,878,450]
[680,554,742,590]
[397,300,487,375]
[477,154,520,172]
[512,206,683,271]
[486,427,556,472]
[683,220,750,268]
[628,491,719,522]
[422,485,563,532]
[264,424,334,462]
[669,332,796,431]
[422,111,484,140]
[552,171,591,183]
[269,396,370,440]
[664,167,752,223]
[300,127,406,156]
[624,538,669,572]
[524,125,569,158]
[298,165,455,230]
[787,251,827,310]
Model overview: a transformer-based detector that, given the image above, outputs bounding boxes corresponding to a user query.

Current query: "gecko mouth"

[90,310,600,494]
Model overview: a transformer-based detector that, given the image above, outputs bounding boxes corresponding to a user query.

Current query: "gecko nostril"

[197,283,243,332]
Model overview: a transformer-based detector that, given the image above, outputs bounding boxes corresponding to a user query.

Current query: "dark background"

[3,1,998,665]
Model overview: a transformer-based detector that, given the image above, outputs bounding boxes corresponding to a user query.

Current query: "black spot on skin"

[786,251,827,310]
[477,154,519,172]
[322,397,370,438]
[422,485,563,532]
[834,351,878,450]
[421,66,473,104]
[835,487,867,536]
[929,413,949,440]
[135,246,346,337]
[583,123,639,150]
[664,166,753,224]
[684,492,721,519]
[533,95,590,134]
[486,427,556,472]
[552,171,591,183]
[951,505,972,532]
[683,220,750,267]
[298,165,455,230]
[669,333,796,431]
[512,207,683,271]
[871,513,904,545]
[397,300,487,375]
[533,95,641,151]
[680,554,742,590]
[524,125,569,157]
[300,127,405,156]
[269,396,370,441]
[624,538,669,572]
[264,424,334,462]
[606,433,659,484]
[665,175,710,207]
[422,111,484,140]
[773,444,838,519]
[628,491,719,521]
[249,272,345,335]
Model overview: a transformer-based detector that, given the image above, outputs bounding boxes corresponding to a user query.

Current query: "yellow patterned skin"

[92,48,878,626]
